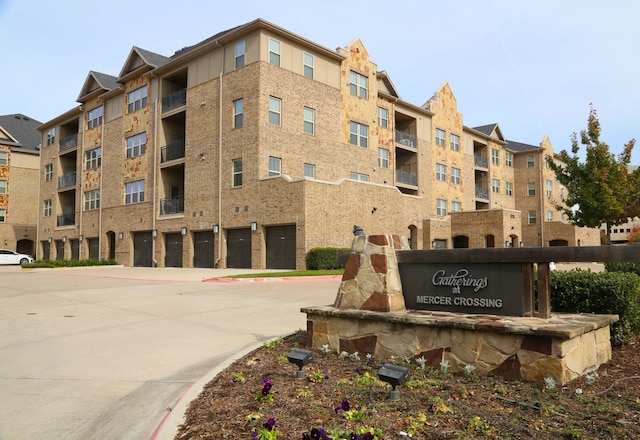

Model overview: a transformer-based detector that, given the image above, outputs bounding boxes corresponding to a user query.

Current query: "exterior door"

[266,225,296,269]
[88,238,99,260]
[133,231,153,267]
[193,231,214,268]
[165,233,183,267]
[71,239,79,260]
[226,228,251,268]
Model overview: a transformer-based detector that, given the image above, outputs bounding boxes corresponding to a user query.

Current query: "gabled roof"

[118,46,170,82]
[171,26,242,59]
[473,123,505,141]
[77,71,119,103]
[0,113,43,152]
[376,70,400,99]
[504,139,541,153]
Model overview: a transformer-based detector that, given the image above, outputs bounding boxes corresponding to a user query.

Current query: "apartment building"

[36,18,598,269]
[0,114,41,255]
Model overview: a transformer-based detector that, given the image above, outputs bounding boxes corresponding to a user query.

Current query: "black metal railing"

[474,155,488,168]
[160,196,185,215]
[57,172,76,189]
[395,131,417,148]
[475,186,489,200]
[60,134,78,151]
[57,213,75,227]
[396,170,418,186]
[161,89,187,113]
[160,140,186,162]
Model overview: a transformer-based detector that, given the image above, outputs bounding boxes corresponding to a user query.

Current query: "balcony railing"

[57,213,75,227]
[161,89,187,113]
[396,170,418,186]
[395,131,417,148]
[161,140,186,162]
[474,155,488,168]
[57,172,76,189]
[475,186,489,200]
[160,196,185,215]
[60,134,78,151]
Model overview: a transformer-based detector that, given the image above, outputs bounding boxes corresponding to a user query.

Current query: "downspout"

[92,107,99,260]
[215,41,224,268]
[538,151,545,246]
[151,73,158,267]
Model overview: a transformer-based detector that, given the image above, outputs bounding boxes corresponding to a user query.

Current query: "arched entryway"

[408,225,417,250]
[106,231,116,260]
[485,234,495,248]
[453,235,469,248]
[16,239,34,255]
[549,239,568,246]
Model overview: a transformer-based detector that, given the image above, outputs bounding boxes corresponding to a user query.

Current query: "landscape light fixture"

[287,348,314,379]
[377,363,410,401]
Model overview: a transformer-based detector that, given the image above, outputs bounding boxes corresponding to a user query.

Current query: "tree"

[548,105,638,240]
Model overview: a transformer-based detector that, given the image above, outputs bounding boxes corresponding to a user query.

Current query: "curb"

[203,275,343,283]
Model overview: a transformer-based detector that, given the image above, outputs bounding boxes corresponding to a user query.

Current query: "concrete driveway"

[0,266,340,440]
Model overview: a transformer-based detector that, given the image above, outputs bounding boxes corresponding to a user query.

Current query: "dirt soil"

[175,332,640,439]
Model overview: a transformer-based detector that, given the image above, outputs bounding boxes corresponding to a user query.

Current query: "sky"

[1,0,638,163]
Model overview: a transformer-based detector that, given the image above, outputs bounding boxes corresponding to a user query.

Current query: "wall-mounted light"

[118,232,123,240]
[48,237,52,243]
[62,236,67,243]
[4,239,7,246]
[378,363,410,401]
[251,221,257,231]
[78,235,83,242]
[213,224,219,234]
[371,207,378,214]
[432,240,437,249]
[181,227,187,235]
[287,348,314,380]
[152,229,157,238]
[519,242,524,247]
[505,241,510,248]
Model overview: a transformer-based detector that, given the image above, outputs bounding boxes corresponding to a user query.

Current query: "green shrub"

[24,259,118,268]
[605,261,640,276]
[550,270,640,345]
[306,247,350,270]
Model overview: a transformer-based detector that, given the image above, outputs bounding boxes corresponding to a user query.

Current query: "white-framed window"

[349,70,368,99]
[0,180,6,194]
[269,96,281,125]
[126,132,146,159]
[0,208,5,222]
[45,163,53,181]
[0,150,7,165]
[527,154,535,168]
[269,37,280,66]
[125,180,145,204]
[491,148,499,166]
[435,128,446,147]
[127,86,148,113]
[44,199,52,217]
[235,41,245,69]
[87,106,103,129]
[84,189,100,210]
[546,180,553,197]
[436,199,447,216]
[85,147,102,169]
[436,163,447,181]
[350,172,369,182]
[451,167,461,184]
[378,148,389,168]
[545,154,552,169]
[492,178,500,193]
[506,181,513,196]
[528,211,537,224]
[505,152,513,167]
[349,121,368,148]
[546,210,554,222]
[303,107,314,134]
[378,107,388,128]
[304,163,315,178]
[527,182,536,196]
[451,201,462,212]
[303,52,314,78]
[450,133,460,151]
[46,128,56,146]
[232,159,242,187]
[268,156,281,176]
[233,99,243,127]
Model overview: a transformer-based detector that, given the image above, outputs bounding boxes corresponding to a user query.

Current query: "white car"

[0,249,35,265]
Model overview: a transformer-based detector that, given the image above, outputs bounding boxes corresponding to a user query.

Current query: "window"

[505,152,513,167]
[269,96,281,125]
[232,159,243,187]
[547,210,554,222]
[269,37,280,66]
[436,199,447,216]
[125,180,145,204]
[349,121,368,148]
[45,163,53,181]
[85,147,102,169]
[0,208,5,222]
[546,180,553,197]
[491,149,500,166]
[0,180,6,194]
[350,172,369,182]
[268,156,281,176]
[451,201,462,212]
[527,183,536,196]
[235,41,245,69]
[451,167,461,184]
[492,178,500,193]
[349,70,368,99]
[378,107,388,128]
[506,181,513,196]
[435,128,446,147]
[378,148,389,168]
[436,163,447,182]
[87,106,103,129]
[528,211,537,224]
[304,163,315,178]
[545,155,552,169]
[527,154,535,168]
[84,189,100,210]
[303,107,314,134]
[303,52,314,78]
[46,128,56,146]
[233,99,243,127]
[126,133,146,158]
[44,199,52,217]
[0,151,6,165]
[450,133,460,151]
[127,86,148,113]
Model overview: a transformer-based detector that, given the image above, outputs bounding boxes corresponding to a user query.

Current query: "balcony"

[396,170,418,186]
[57,213,75,227]
[162,89,187,113]
[474,155,488,168]
[160,196,185,215]
[60,134,78,151]
[475,186,489,200]
[395,131,417,149]
[58,172,76,189]
[161,141,186,163]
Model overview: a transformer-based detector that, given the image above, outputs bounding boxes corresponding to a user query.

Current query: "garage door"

[227,228,251,268]
[193,231,215,268]
[165,233,183,267]
[134,231,153,267]
[266,225,296,269]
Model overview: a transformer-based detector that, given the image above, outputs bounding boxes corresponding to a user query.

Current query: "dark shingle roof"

[504,139,541,153]
[133,47,170,68]
[171,25,243,58]
[90,71,119,91]
[473,124,499,136]
[0,114,42,151]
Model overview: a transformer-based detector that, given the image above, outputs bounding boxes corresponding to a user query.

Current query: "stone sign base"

[302,306,617,384]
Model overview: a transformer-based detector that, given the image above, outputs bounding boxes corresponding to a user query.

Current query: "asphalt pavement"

[0,265,340,440]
